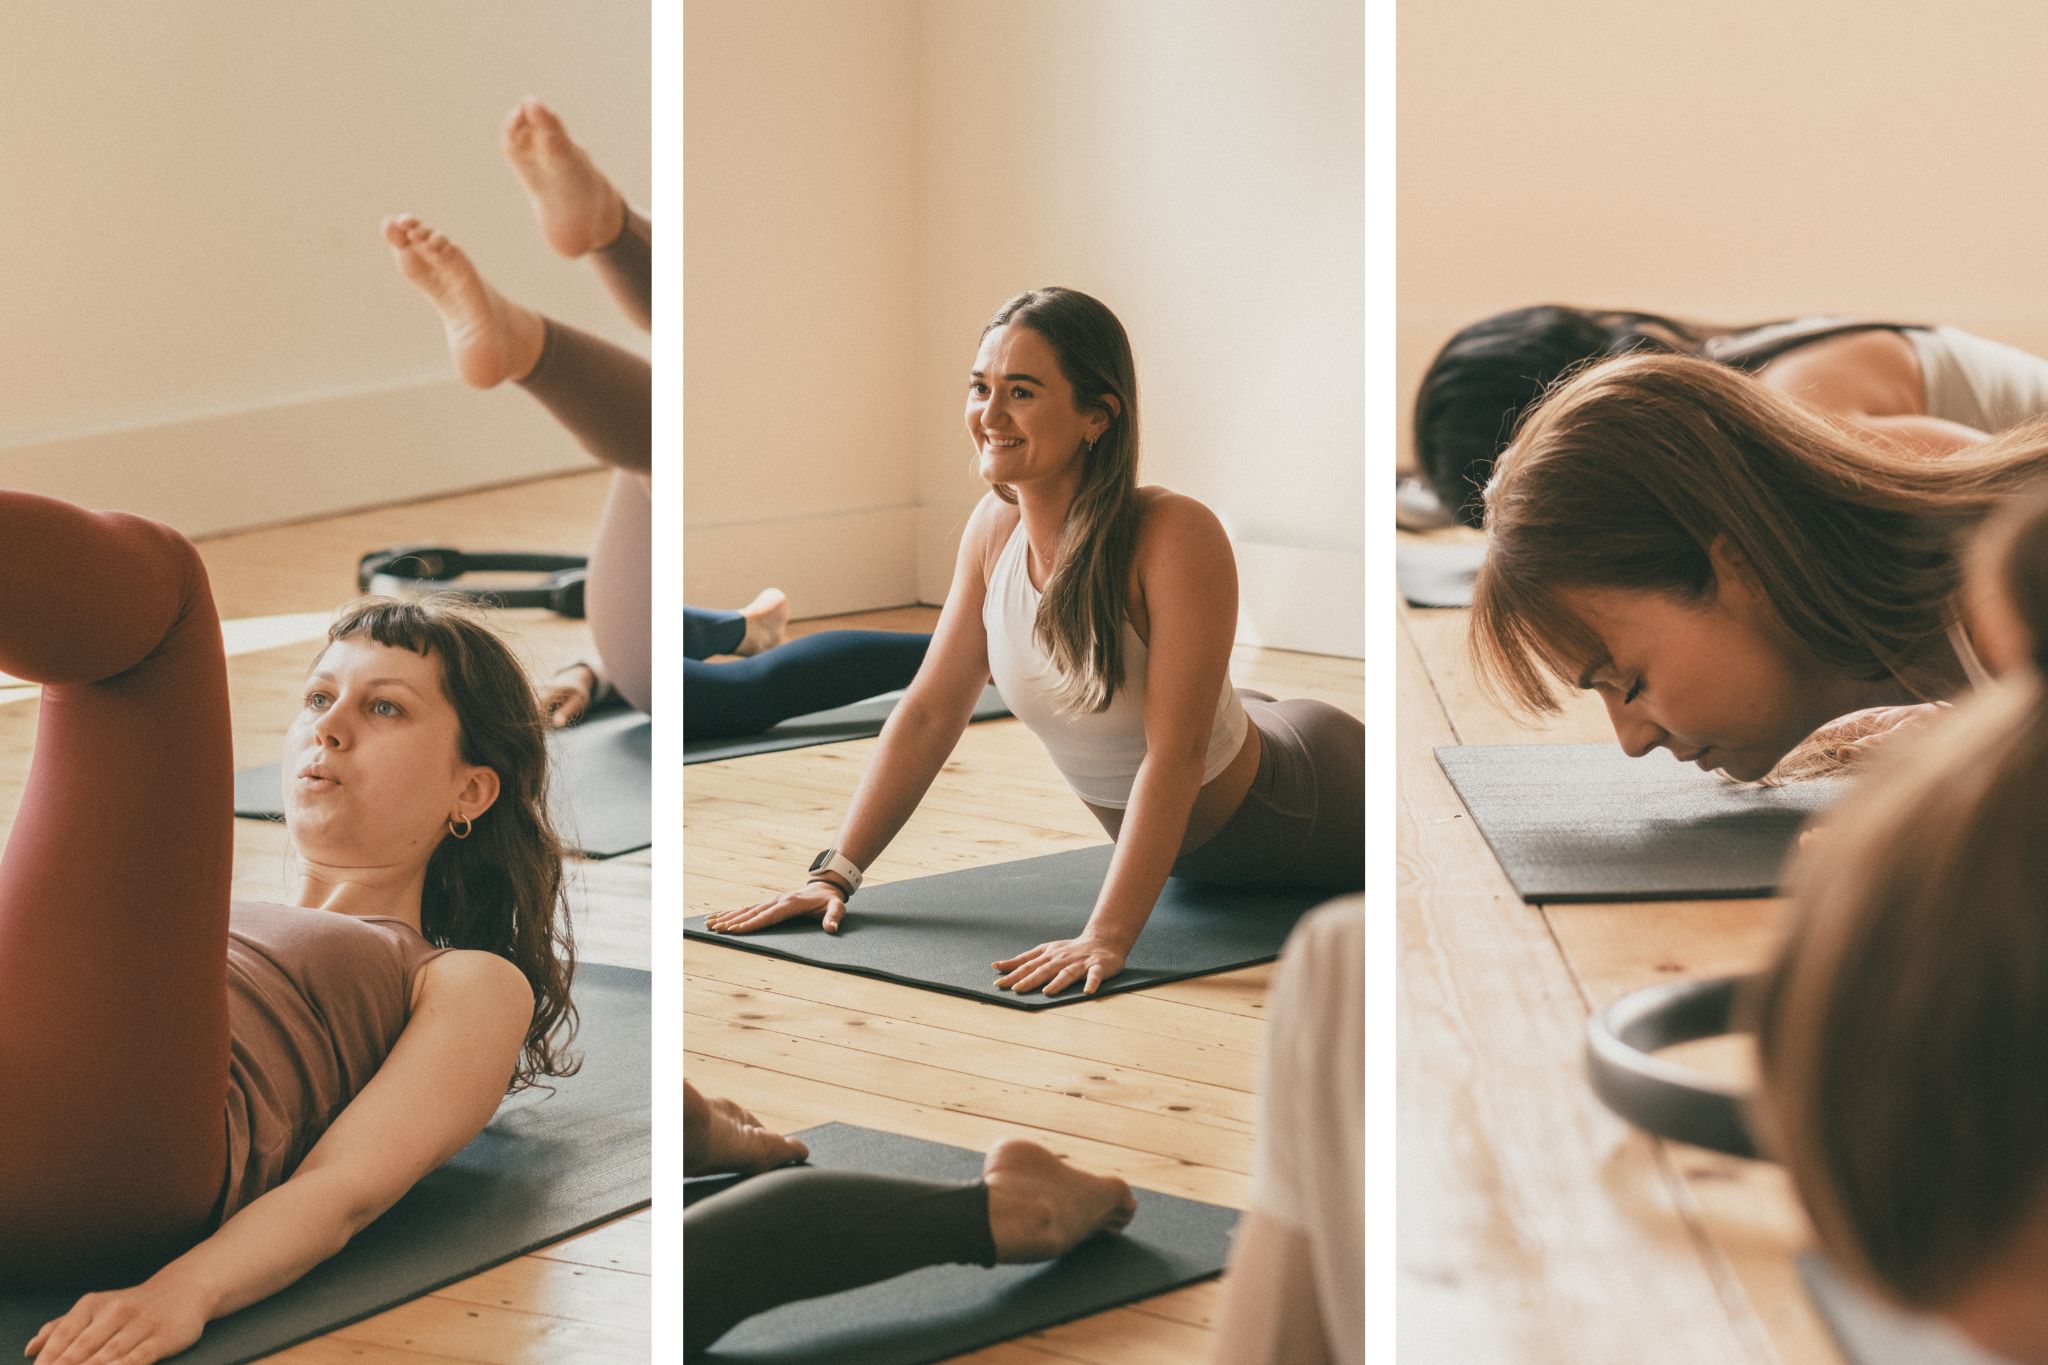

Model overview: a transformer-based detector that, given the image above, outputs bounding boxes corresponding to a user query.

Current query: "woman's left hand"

[992,936,1128,997]
[26,1280,208,1365]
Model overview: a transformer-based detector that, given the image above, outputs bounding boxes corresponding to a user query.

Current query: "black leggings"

[683,608,931,741]
[682,1167,995,1355]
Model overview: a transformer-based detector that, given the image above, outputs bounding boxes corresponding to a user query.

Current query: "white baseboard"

[1234,540,1364,658]
[685,505,920,617]
[0,381,586,538]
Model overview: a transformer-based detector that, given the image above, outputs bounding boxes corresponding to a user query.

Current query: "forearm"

[1084,750,1207,948]
[828,702,964,874]
[138,1169,384,1322]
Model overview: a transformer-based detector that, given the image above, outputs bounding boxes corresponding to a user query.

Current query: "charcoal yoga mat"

[1436,743,1848,902]
[684,684,1011,765]
[683,1123,1237,1364]
[1800,1254,2009,1365]
[235,705,651,859]
[685,845,1330,1009]
[1396,538,1486,608]
[0,963,650,1365]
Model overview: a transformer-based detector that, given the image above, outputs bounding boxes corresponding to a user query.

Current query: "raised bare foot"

[382,213,546,389]
[982,1138,1136,1262]
[736,588,790,656]
[683,1081,809,1177]
[502,97,626,258]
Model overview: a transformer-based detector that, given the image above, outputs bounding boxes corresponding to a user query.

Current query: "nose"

[310,707,349,749]
[1601,692,1667,759]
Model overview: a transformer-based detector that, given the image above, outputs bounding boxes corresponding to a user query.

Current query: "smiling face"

[966,324,1110,493]
[1555,567,1871,780]
[283,636,500,868]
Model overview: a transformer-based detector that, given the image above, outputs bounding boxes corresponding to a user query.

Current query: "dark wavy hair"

[982,287,1142,714]
[1413,305,1734,526]
[322,596,577,1091]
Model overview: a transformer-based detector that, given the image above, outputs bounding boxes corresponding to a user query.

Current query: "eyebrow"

[969,369,1046,386]
[308,672,426,696]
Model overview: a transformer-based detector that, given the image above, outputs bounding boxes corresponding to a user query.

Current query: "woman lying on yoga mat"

[387,101,934,742]
[1467,350,2048,782]
[681,1080,1135,1356]
[708,287,1364,996]
[1750,490,2048,1365]
[1415,305,2048,527]
[3,495,575,1365]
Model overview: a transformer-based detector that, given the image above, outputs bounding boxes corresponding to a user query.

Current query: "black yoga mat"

[1436,743,1847,902]
[684,684,1011,765]
[0,963,650,1365]
[685,844,1327,1009]
[684,1122,1236,1363]
[235,706,651,859]
[1800,1254,2007,1365]
[1396,538,1486,608]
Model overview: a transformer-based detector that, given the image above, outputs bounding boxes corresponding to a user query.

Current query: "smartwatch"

[807,848,864,897]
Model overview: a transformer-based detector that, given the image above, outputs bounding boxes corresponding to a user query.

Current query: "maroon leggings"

[518,205,653,713]
[0,494,233,1284]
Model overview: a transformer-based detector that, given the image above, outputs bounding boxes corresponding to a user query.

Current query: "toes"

[526,98,564,136]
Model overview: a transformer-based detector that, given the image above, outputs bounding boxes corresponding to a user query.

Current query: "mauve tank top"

[218,903,451,1222]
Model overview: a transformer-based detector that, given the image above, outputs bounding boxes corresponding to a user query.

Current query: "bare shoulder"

[963,489,1023,575]
[1133,487,1231,561]
[416,949,534,1024]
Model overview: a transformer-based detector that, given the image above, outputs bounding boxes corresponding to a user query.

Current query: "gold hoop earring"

[447,815,474,840]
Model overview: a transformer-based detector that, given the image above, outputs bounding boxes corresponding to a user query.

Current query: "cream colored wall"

[682,0,922,616]
[684,0,1362,654]
[1399,0,2048,464]
[0,3,648,535]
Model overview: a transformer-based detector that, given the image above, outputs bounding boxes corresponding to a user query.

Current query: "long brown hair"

[983,287,1142,714]
[1470,352,2048,715]
[1750,492,2048,1305]
[324,597,577,1091]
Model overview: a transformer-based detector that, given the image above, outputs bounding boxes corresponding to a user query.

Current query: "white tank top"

[983,519,1248,809]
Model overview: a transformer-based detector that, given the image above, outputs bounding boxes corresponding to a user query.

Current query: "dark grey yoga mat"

[0,963,649,1365]
[684,845,1326,1009]
[234,706,651,859]
[1396,537,1486,608]
[1800,1254,2010,1365]
[1436,743,1848,902]
[684,684,1011,765]
[684,1122,1236,1364]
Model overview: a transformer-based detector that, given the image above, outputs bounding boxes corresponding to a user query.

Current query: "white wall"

[684,0,1363,655]
[0,3,648,535]
[1399,0,2048,461]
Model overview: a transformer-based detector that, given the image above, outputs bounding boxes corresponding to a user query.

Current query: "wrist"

[806,872,852,899]
[147,1260,226,1318]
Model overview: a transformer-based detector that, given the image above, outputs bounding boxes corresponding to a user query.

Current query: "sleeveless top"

[219,902,452,1221]
[983,519,1248,809]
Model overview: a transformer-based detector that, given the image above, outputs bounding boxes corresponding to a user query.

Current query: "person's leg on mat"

[586,473,652,713]
[0,493,233,1282]
[1171,698,1364,893]
[685,607,747,662]
[502,97,651,332]
[685,630,933,740]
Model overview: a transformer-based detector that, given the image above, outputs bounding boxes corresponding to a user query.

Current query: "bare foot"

[382,214,546,389]
[502,97,626,258]
[684,1081,809,1177]
[982,1138,1136,1262]
[736,588,790,656]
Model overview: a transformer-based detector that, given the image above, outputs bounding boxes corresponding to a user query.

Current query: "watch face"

[810,849,831,873]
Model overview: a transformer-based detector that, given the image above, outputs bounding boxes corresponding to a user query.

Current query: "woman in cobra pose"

[1750,487,2048,1364]
[1414,305,2048,526]
[5,494,574,1364]
[709,287,1364,997]
[1466,350,2048,782]
[386,100,931,739]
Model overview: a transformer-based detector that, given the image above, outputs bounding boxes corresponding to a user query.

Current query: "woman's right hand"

[26,1278,209,1365]
[538,662,598,729]
[705,881,850,935]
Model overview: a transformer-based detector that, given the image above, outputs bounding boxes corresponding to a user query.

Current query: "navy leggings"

[683,608,931,741]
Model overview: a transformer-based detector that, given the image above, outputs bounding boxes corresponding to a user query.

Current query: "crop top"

[219,902,451,1222]
[982,519,1248,809]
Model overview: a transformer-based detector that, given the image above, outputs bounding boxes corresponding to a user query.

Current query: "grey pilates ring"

[1585,974,1760,1160]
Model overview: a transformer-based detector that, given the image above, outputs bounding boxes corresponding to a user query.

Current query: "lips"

[296,762,341,788]
[983,436,1023,449]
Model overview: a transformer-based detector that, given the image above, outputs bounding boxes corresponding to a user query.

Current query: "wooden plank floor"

[1396,528,1835,1364]
[0,472,650,1362]
[684,605,1362,1361]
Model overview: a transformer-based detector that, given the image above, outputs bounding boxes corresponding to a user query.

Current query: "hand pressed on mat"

[26,1276,206,1365]
[706,881,850,935]
[993,935,1129,997]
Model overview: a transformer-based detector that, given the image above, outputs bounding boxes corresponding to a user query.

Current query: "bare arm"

[993,494,1241,996]
[1209,1210,1337,1365]
[28,952,531,1365]
[707,494,1005,935]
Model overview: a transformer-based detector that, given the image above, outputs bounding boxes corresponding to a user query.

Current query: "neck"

[291,857,429,930]
[1012,472,1081,578]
